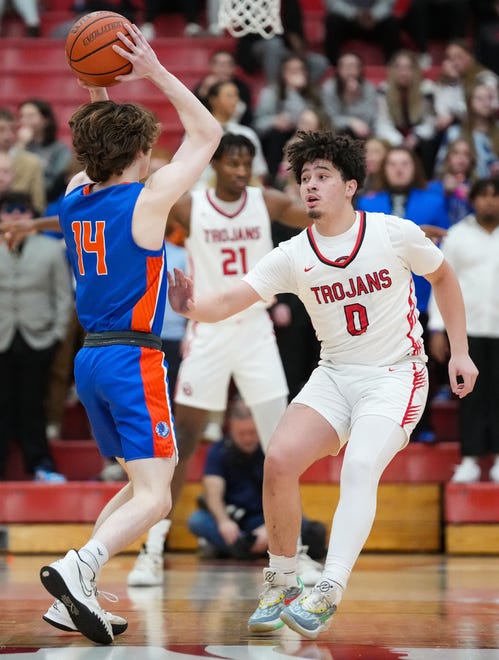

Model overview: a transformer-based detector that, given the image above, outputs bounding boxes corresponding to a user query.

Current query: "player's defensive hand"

[447,354,479,399]
[167,268,195,316]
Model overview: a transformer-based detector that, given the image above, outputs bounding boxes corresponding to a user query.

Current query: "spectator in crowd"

[357,145,449,443]
[192,80,268,189]
[361,136,390,194]
[17,98,72,203]
[429,138,476,226]
[0,108,46,213]
[40,155,83,442]
[235,0,329,84]
[0,151,15,195]
[139,0,220,38]
[188,397,269,559]
[400,0,471,69]
[473,0,499,76]
[193,49,253,127]
[253,54,323,184]
[444,39,498,101]
[320,52,378,140]
[0,0,40,36]
[375,49,439,178]
[428,178,499,482]
[433,56,468,135]
[434,81,499,179]
[323,0,401,66]
[127,133,320,589]
[0,191,73,482]
[189,397,328,561]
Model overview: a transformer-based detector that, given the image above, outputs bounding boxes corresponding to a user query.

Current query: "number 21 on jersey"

[221,246,248,275]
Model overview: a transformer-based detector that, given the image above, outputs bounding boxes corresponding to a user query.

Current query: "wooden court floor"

[1,552,499,658]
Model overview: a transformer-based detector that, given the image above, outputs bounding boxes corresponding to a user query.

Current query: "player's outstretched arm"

[167,268,260,323]
[425,259,478,398]
[113,24,222,197]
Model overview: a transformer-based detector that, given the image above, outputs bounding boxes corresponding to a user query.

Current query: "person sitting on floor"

[188,396,328,564]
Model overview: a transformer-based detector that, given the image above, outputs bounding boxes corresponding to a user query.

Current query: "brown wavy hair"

[385,50,426,129]
[69,101,161,183]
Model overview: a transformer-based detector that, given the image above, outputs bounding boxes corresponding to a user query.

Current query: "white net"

[218,0,283,39]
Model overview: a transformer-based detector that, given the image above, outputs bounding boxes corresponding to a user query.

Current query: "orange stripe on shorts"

[139,348,176,458]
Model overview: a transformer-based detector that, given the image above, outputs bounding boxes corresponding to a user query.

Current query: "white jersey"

[244,211,444,366]
[186,186,274,322]
[176,186,288,410]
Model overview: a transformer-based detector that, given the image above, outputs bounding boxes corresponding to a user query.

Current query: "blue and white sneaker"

[34,468,66,483]
[248,569,304,633]
[280,580,341,639]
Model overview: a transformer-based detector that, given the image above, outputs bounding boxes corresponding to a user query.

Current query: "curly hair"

[286,131,366,188]
[69,101,161,183]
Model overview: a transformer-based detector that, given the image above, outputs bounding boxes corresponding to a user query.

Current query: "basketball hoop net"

[218,0,283,39]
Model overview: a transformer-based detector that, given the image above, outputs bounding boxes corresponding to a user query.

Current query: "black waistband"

[83,331,162,350]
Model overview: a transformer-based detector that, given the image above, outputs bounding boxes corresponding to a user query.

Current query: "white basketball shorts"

[293,359,429,449]
[174,310,288,410]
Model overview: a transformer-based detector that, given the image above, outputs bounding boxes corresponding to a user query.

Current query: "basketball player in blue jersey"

[167,131,478,640]
[37,23,222,645]
[127,133,323,589]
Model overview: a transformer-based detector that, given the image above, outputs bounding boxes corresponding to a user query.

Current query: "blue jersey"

[59,182,167,334]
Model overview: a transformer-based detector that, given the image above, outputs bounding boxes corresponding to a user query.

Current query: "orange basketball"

[65,11,133,87]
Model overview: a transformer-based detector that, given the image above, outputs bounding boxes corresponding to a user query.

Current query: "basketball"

[65,11,133,87]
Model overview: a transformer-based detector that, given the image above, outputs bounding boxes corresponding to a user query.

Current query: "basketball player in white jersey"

[167,131,478,639]
[127,133,320,587]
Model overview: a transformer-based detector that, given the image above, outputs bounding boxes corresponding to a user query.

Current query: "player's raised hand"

[113,23,163,82]
[167,268,195,316]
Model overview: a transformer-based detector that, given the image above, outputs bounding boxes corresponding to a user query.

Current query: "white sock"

[315,577,344,605]
[79,539,109,574]
[321,561,350,590]
[146,519,171,555]
[268,552,298,585]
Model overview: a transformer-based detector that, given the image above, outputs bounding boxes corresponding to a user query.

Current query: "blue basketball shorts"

[74,344,177,462]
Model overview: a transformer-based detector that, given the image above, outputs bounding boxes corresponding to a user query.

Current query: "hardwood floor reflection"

[1,552,499,658]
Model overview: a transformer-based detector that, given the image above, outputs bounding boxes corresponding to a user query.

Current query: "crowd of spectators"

[0,0,497,487]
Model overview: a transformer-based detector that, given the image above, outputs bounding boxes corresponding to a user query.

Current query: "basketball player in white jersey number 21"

[168,131,478,640]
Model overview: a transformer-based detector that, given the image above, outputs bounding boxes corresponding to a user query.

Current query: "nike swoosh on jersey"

[304,265,315,272]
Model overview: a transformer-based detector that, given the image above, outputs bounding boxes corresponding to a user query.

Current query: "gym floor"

[1,552,499,658]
